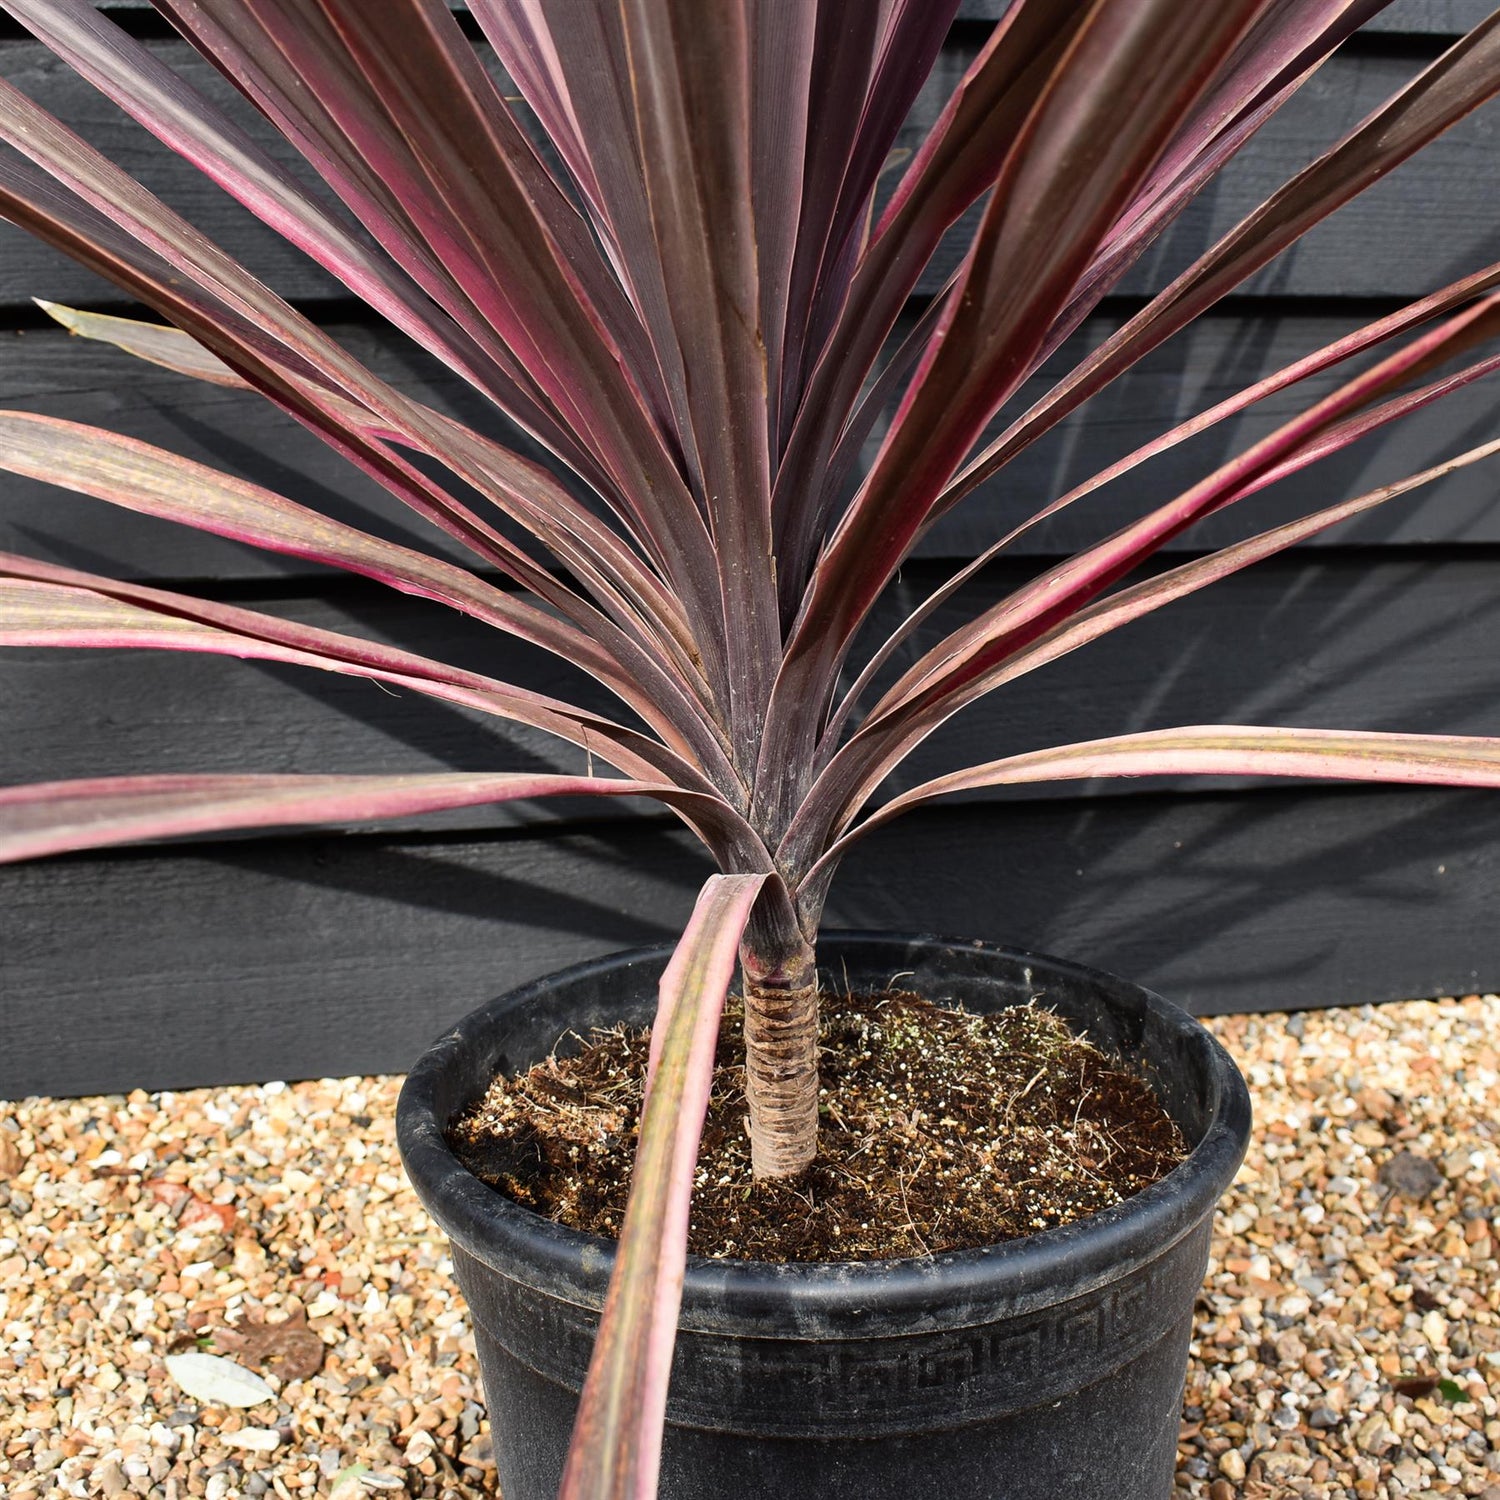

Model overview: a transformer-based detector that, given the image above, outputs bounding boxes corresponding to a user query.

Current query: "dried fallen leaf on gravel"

[0,1131,21,1177]
[210,1304,325,1380]
[163,1351,276,1408]
[1377,1150,1445,1200]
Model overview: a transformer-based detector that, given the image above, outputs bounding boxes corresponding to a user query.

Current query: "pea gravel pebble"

[1,994,1498,1499]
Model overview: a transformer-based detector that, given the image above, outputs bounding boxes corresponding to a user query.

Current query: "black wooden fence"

[4,2,1500,1097]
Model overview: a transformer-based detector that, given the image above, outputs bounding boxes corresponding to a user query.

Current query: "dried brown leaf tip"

[209,1304,326,1381]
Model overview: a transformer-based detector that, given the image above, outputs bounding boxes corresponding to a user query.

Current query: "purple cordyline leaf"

[939,9,1500,516]
[770,1,1092,606]
[469,0,706,497]
[791,0,962,401]
[747,0,816,457]
[832,262,1500,732]
[801,434,1500,871]
[0,130,730,743]
[759,0,1269,841]
[28,301,710,706]
[806,727,1500,892]
[0,565,773,870]
[826,270,960,506]
[870,292,1500,725]
[0,0,599,479]
[559,872,770,1500]
[33,299,401,440]
[280,0,706,565]
[152,0,723,636]
[0,771,682,865]
[1022,1,1386,382]
[778,294,1500,873]
[615,0,780,763]
[774,2,882,443]
[145,0,617,499]
[0,411,738,784]
[0,410,611,675]
[0,555,697,789]
[460,0,603,224]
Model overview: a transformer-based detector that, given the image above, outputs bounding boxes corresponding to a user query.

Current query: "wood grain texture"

[6,553,1500,825]
[7,309,1500,585]
[5,780,1499,1096]
[2,41,1499,307]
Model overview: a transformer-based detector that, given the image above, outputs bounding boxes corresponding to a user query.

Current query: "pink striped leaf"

[0,558,710,787]
[793,434,1500,868]
[26,301,705,687]
[0,147,731,732]
[808,728,1500,892]
[779,295,1500,859]
[559,873,770,1500]
[759,0,1268,837]
[834,279,1500,727]
[0,771,688,866]
[770,2,1090,592]
[0,0,592,466]
[0,410,731,780]
[941,10,1500,514]
[615,0,779,758]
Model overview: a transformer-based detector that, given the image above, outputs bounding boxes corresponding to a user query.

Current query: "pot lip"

[397,931,1251,1339]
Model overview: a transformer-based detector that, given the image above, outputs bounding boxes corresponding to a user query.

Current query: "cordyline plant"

[4,0,1500,1491]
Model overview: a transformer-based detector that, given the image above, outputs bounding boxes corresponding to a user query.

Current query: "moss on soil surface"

[447,990,1187,1261]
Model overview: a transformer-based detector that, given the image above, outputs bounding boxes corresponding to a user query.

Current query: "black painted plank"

[7,552,1500,826]
[3,42,1498,307]
[4,780,1499,1097]
[8,308,1500,586]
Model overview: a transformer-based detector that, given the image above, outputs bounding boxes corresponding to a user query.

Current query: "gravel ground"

[1,995,1498,1500]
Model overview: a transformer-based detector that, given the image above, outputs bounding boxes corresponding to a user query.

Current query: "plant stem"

[740,931,819,1178]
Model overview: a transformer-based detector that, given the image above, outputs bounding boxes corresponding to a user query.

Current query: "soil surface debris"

[448,990,1187,1261]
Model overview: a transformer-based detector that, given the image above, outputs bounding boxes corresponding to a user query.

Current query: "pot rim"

[397,931,1251,1339]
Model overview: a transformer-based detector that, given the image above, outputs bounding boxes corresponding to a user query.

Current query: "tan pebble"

[1218,1449,1246,1482]
[1208,1482,1235,1500]
[0,1133,22,1178]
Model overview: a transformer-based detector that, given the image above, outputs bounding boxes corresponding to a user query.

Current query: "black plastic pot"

[398,933,1251,1500]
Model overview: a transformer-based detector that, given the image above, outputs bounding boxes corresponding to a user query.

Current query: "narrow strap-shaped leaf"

[779,299,1500,873]
[830,275,1500,735]
[759,0,1268,839]
[469,0,704,495]
[940,9,1500,514]
[746,0,816,456]
[808,727,1500,892]
[559,873,770,1500]
[0,0,600,476]
[281,0,714,589]
[792,434,1500,872]
[771,1,1090,600]
[0,141,733,749]
[616,0,779,763]
[0,406,731,782]
[0,567,774,870]
[865,293,1500,733]
[24,305,715,712]
[0,558,706,790]
[0,771,676,865]
[1026,1,1383,378]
